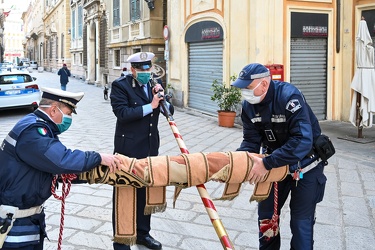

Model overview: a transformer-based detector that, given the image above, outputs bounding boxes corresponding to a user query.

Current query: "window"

[56,37,58,59]
[78,6,83,38]
[79,53,83,65]
[72,9,76,39]
[61,34,64,58]
[0,74,32,84]
[49,39,52,59]
[113,0,120,27]
[130,0,141,22]
[114,50,120,67]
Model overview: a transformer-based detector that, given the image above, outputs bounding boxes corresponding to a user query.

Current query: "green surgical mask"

[56,107,73,133]
[136,72,151,85]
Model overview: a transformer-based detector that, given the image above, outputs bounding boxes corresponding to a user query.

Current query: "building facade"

[166,0,375,122]
[2,3,24,64]
[22,0,44,67]
[104,0,167,84]
[18,0,375,123]
[23,0,72,73]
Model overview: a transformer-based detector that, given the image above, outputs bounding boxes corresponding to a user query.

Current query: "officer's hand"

[152,83,164,94]
[247,153,268,185]
[150,90,165,109]
[100,153,124,173]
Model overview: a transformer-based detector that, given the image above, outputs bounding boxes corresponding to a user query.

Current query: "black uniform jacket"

[110,75,173,159]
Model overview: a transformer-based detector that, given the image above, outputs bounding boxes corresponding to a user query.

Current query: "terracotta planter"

[217,111,236,128]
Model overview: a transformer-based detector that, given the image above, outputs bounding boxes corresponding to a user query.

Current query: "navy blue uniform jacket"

[0,110,102,209]
[238,80,321,170]
[110,75,173,159]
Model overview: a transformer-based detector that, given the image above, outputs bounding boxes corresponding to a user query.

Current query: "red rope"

[51,174,77,250]
[259,182,279,240]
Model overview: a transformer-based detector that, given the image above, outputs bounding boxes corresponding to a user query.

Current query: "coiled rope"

[51,174,77,250]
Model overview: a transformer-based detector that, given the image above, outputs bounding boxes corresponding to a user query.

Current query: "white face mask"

[241,81,265,104]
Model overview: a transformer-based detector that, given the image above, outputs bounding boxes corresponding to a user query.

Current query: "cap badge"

[239,71,245,78]
[140,52,148,61]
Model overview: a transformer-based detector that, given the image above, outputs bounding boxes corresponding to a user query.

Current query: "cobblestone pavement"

[1,70,374,250]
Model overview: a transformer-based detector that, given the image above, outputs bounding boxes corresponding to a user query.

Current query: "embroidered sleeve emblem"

[37,127,48,136]
[286,99,302,113]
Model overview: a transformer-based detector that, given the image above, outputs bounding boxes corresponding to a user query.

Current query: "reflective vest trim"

[5,135,16,147]
[5,234,40,243]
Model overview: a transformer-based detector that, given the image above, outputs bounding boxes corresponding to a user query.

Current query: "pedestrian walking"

[120,67,128,77]
[0,87,123,250]
[57,63,71,91]
[231,63,334,250]
[110,51,174,250]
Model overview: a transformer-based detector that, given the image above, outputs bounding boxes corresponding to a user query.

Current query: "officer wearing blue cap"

[0,87,122,249]
[232,63,328,249]
[110,52,173,250]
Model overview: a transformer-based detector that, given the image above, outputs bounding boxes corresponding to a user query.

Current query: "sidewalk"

[25,71,375,249]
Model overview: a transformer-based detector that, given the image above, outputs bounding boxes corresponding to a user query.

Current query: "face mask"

[56,107,72,133]
[241,81,265,104]
[136,71,151,85]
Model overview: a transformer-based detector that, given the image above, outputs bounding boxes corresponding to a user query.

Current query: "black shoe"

[136,235,162,250]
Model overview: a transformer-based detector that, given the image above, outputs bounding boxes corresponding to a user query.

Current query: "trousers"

[258,162,326,250]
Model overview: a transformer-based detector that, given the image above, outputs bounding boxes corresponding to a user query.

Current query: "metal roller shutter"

[188,41,223,114]
[290,38,327,120]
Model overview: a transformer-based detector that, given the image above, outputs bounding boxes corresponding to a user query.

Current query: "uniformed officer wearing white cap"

[110,52,173,250]
[0,87,123,249]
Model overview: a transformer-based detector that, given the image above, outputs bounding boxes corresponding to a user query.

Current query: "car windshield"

[0,74,33,84]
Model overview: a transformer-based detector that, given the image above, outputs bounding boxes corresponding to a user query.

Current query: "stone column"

[95,18,101,86]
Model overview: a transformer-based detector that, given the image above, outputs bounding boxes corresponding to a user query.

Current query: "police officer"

[0,87,122,249]
[231,63,327,250]
[110,52,173,250]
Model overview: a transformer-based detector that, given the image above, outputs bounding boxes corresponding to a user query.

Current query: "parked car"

[0,63,12,72]
[30,61,38,69]
[0,71,40,111]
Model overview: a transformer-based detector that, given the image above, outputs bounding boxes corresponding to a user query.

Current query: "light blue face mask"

[56,107,72,133]
[136,71,151,85]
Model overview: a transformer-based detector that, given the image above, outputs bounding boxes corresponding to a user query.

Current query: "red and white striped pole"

[160,102,234,249]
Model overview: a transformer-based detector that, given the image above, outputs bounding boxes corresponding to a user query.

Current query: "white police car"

[0,71,40,111]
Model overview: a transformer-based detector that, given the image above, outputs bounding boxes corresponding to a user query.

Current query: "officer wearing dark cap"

[110,52,173,250]
[232,63,328,249]
[0,87,123,249]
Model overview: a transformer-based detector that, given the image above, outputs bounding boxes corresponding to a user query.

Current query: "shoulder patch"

[286,99,302,113]
[37,127,48,136]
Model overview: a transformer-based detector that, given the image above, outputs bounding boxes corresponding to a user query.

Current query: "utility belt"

[289,153,320,175]
[289,134,335,177]
[0,205,43,248]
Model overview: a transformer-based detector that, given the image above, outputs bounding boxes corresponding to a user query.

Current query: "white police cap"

[127,52,155,69]
[40,87,84,114]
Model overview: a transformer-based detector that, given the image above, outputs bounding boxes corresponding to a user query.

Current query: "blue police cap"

[231,63,270,88]
[127,52,155,70]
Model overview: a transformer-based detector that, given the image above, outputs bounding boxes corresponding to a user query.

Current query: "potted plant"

[211,74,242,127]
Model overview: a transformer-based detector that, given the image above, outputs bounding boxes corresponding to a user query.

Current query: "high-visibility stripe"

[5,234,40,243]
[5,135,17,147]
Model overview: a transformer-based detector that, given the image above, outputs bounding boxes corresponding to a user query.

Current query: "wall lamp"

[145,0,155,10]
